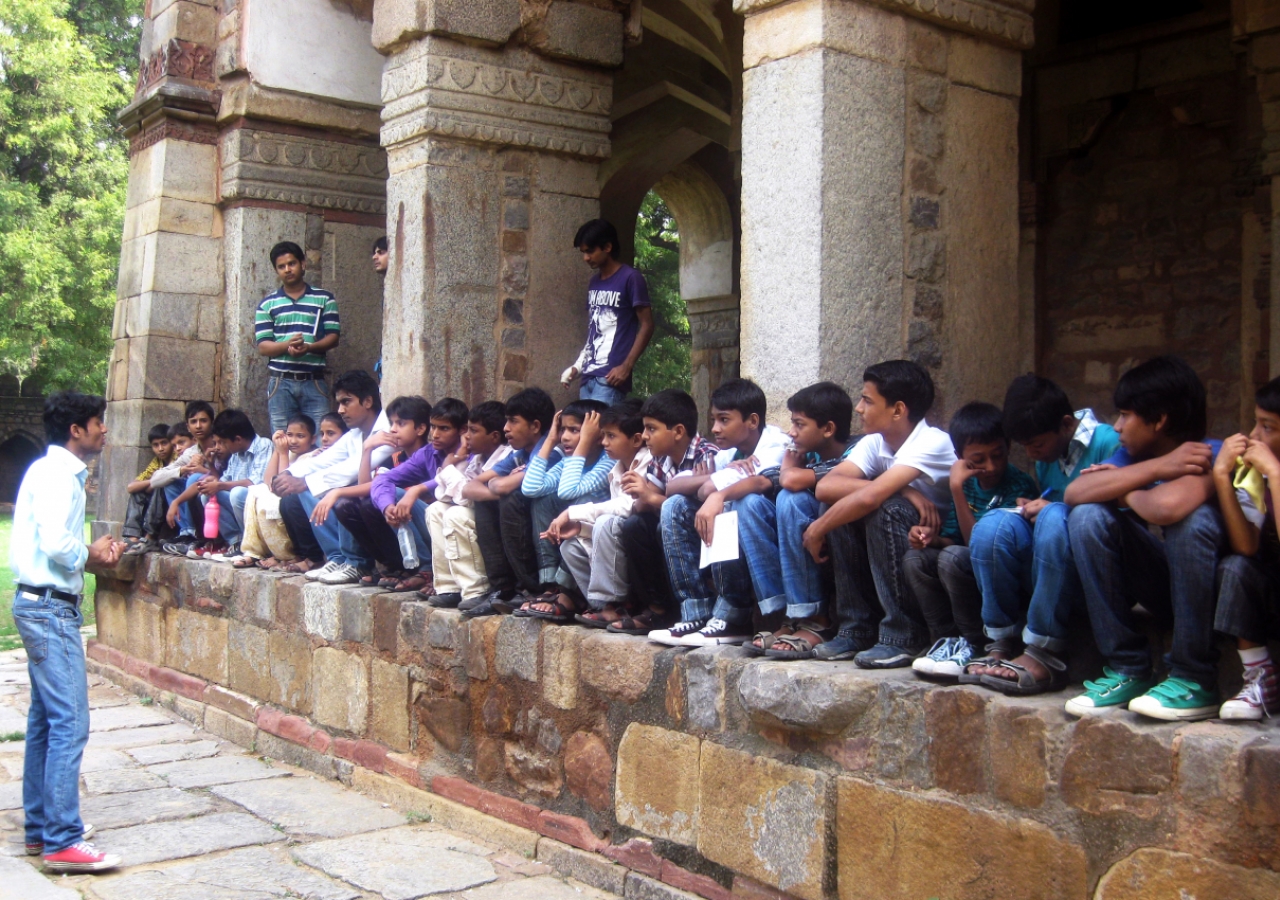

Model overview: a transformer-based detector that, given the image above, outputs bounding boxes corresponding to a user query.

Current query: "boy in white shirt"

[806,361,957,667]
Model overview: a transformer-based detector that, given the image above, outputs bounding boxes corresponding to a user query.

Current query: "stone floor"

[0,646,623,900]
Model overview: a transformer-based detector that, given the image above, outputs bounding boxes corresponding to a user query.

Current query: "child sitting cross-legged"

[542,400,651,626]
[743,381,858,659]
[649,378,790,647]
[426,401,512,609]
[906,402,1037,681]
[1211,375,1280,721]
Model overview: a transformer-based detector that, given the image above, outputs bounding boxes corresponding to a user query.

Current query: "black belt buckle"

[17,584,80,605]
[274,370,324,381]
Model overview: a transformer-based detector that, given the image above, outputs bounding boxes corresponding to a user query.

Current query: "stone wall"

[90,554,1280,900]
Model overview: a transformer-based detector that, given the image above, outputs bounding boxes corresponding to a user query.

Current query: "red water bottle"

[203,494,221,540]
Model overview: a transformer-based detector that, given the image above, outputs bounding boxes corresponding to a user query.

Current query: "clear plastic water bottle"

[396,525,419,570]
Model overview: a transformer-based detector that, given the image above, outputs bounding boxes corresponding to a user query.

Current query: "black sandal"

[979,646,1069,695]
[525,593,580,623]
[607,608,671,636]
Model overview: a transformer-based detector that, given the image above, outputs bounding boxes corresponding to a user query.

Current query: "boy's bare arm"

[1123,472,1215,526]
[813,464,921,533]
[1213,434,1260,556]
[1064,442,1212,506]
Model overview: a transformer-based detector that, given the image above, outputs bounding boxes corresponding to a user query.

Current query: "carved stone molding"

[120,81,221,155]
[221,128,388,215]
[130,120,219,154]
[734,0,1034,49]
[687,294,741,351]
[380,39,612,159]
[137,39,217,95]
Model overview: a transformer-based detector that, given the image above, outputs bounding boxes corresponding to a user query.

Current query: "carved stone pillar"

[688,296,742,424]
[735,0,1033,420]
[374,8,616,404]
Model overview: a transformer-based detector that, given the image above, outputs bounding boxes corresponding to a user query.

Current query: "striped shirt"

[254,284,340,374]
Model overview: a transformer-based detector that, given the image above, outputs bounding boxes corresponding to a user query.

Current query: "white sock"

[1239,646,1271,666]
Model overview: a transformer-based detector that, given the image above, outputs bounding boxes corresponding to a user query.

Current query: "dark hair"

[573,219,620,259]
[147,423,171,443]
[948,402,1006,455]
[184,400,214,423]
[386,395,433,427]
[431,397,469,429]
[787,382,853,443]
[600,398,645,437]
[468,400,507,436]
[319,413,348,434]
[506,387,556,434]
[1113,355,1207,443]
[1001,374,1073,443]
[212,409,257,442]
[562,399,609,423]
[332,369,381,414]
[43,391,106,446]
[863,360,935,423]
[641,389,699,435]
[1258,377,1280,417]
[372,236,388,253]
[270,241,305,266]
[287,414,317,435]
[710,378,767,424]
[168,422,191,440]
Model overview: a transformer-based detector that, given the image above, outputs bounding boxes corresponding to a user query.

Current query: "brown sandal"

[607,608,672,636]
[744,624,795,657]
[765,620,833,660]
[526,593,581,623]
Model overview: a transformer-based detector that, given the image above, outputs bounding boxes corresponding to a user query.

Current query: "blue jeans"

[969,502,1080,653]
[14,591,89,853]
[298,489,371,568]
[267,374,330,434]
[733,493,788,617]
[1070,502,1225,687]
[216,486,250,545]
[775,490,825,619]
[659,494,754,625]
[177,473,205,537]
[579,376,627,405]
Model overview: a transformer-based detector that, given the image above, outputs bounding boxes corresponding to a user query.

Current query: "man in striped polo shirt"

[255,241,341,431]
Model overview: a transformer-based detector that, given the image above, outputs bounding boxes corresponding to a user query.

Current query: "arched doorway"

[0,432,43,504]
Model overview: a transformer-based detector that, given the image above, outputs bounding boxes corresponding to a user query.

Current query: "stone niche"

[89,554,1280,900]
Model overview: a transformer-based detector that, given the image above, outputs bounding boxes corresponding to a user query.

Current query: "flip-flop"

[607,609,670,636]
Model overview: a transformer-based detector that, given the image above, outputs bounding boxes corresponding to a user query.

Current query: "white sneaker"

[648,619,708,647]
[305,560,342,582]
[912,637,958,676]
[317,563,363,585]
[1220,661,1279,721]
[681,618,750,647]
[931,638,976,680]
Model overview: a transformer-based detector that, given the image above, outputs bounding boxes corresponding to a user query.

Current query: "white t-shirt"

[709,425,791,492]
[847,418,957,510]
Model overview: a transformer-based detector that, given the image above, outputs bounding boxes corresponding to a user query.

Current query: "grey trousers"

[558,515,630,609]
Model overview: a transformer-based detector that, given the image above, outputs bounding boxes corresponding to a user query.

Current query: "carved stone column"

[735,0,1033,420]
[688,295,742,423]
[374,8,617,404]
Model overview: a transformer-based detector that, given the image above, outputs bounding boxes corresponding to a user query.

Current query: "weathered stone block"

[427,608,461,649]
[164,607,228,683]
[1096,847,1280,900]
[126,596,166,665]
[371,593,406,653]
[416,695,469,752]
[398,600,432,654]
[948,33,1021,97]
[990,703,1048,808]
[495,615,540,682]
[227,619,272,700]
[96,590,129,650]
[836,778,1088,900]
[615,724,700,845]
[312,647,368,734]
[462,616,497,680]
[370,658,411,751]
[564,731,612,812]
[1060,717,1174,818]
[541,625,580,710]
[923,688,987,795]
[372,0,520,52]
[539,1,623,67]
[231,569,276,624]
[580,633,661,702]
[207,562,235,601]
[737,662,875,734]
[267,630,312,714]
[274,577,305,630]
[698,742,826,900]
[304,582,341,641]
[338,588,374,644]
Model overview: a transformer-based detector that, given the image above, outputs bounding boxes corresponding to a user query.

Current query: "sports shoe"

[27,823,95,856]
[1220,661,1280,721]
[161,536,195,556]
[648,618,709,647]
[912,637,961,676]
[187,541,222,560]
[305,560,343,581]
[1128,676,1220,722]
[42,840,121,873]
[317,563,365,585]
[931,637,975,680]
[812,631,874,661]
[209,544,243,563]
[854,642,921,669]
[680,618,750,647]
[1064,667,1156,717]
[428,592,464,609]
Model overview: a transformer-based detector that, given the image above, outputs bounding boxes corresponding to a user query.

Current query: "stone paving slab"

[86,846,360,900]
[0,782,21,811]
[83,767,167,794]
[79,787,215,831]
[89,707,174,733]
[0,854,80,899]
[87,724,199,750]
[0,739,22,755]
[81,748,136,773]
[212,775,405,838]
[292,827,499,899]
[97,812,286,866]
[125,740,221,766]
[147,755,289,789]
[459,875,620,900]
[0,706,27,734]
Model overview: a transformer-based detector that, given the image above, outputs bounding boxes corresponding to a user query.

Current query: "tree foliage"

[631,191,690,397]
[0,0,138,393]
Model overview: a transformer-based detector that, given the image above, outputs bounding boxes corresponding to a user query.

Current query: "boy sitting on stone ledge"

[126,422,194,556]
[121,423,173,546]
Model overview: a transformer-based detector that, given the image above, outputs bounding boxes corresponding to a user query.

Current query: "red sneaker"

[42,840,121,873]
[26,822,95,856]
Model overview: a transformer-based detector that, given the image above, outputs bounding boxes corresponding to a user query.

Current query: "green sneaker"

[1065,667,1156,717]
[1128,676,1219,722]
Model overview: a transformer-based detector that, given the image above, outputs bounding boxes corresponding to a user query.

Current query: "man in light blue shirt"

[11,392,123,872]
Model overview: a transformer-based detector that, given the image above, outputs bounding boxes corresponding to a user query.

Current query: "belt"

[17,584,80,604]
[271,370,326,381]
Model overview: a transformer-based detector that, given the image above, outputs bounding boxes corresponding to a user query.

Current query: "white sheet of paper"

[699,511,740,568]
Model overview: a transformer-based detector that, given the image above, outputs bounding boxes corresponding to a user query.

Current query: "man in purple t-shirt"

[561,219,654,404]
